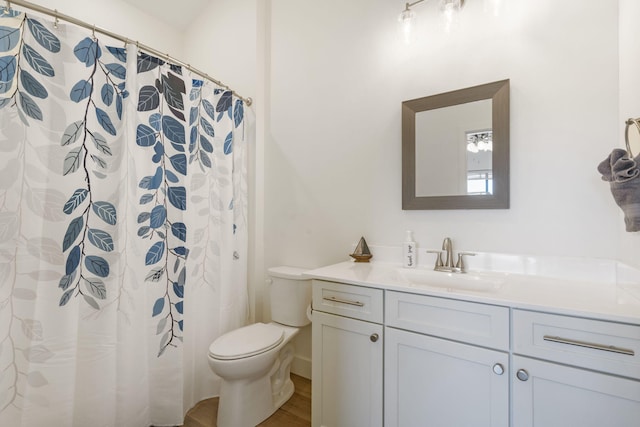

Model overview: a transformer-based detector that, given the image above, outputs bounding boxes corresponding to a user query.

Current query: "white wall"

[266,0,621,265]
[181,0,257,101]
[618,0,640,268]
[21,0,184,56]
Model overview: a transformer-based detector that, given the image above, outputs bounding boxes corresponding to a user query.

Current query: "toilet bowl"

[207,266,311,427]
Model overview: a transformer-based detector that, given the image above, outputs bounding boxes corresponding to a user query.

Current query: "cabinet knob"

[370,333,379,343]
[492,363,504,375]
[516,369,529,381]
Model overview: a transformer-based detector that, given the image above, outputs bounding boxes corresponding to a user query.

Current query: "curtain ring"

[625,118,640,158]
[3,0,11,15]
[53,9,59,29]
[92,24,96,38]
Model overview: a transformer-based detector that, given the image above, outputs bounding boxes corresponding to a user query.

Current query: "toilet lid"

[208,323,285,360]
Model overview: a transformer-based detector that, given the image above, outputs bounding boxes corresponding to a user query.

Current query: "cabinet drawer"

[386,291,510,350]
[312,280,383,323]
[513,310,640,379]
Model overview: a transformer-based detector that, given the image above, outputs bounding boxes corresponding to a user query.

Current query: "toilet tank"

[268,266,312,327]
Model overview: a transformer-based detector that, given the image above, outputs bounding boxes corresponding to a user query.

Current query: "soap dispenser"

[403,230,417,268]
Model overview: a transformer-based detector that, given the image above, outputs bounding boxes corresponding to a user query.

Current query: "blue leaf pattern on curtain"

[0,14,59,121]
[134,62,248,356]
[0,8,248,426]
[135,62,190,356]
[59,35,127,309]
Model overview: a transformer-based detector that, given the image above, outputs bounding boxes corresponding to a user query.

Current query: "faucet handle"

[426,250,444,268]
[455,252,476,273]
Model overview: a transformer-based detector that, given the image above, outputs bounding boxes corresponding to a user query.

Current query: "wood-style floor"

[182,374,311,427]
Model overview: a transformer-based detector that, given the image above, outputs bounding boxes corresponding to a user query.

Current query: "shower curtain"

[0,8,249,427]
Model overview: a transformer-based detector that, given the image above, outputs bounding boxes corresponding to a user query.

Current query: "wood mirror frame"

[402,79,510,210]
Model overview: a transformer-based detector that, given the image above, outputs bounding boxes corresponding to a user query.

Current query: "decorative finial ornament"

[350,237,373,262]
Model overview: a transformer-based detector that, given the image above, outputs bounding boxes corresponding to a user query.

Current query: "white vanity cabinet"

[512,310,640,427]
[308,264,640,427]
[384,291,510,427]
[311,280,384,427]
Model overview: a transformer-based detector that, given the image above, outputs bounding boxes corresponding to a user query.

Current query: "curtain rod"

[4,0,253,106]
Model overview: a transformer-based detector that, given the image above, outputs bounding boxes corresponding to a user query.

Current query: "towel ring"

[625,118,640,158]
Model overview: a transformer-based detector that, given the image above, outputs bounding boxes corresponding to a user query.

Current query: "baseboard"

[290,354,311,380]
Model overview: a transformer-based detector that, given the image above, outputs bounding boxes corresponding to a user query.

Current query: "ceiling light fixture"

[399,0,466,44]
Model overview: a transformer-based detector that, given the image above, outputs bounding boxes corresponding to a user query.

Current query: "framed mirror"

[402,79,510,209]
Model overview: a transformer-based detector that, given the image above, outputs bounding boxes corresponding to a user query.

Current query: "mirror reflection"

[415,99,492,197]
[402,79,510,210]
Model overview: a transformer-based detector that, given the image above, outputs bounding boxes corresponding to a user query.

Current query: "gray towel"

[598,148,640,232]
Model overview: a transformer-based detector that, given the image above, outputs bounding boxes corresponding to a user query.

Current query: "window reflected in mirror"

[466,130,493,195]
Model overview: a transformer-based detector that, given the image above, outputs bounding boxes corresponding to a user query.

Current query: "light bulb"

[484,0,503,17]
[439,0,462,32]
[398,8,416,44]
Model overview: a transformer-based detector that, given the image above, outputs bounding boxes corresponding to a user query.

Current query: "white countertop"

[304,256,640,325]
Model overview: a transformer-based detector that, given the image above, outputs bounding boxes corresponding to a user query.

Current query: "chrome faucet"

[427,237,475,274]
[442,237,453,268]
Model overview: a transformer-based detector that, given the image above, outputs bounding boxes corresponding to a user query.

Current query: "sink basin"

[396,268,507,292]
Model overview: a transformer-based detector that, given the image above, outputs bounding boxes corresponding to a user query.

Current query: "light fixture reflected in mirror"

[466,131,493,153]
[398,0,466,44]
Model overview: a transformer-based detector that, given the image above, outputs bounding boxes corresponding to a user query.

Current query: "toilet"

[207,266,312,427]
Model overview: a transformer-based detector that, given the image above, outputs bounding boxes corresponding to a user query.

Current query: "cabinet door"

[385,327,509,427]
[312,311,383,427]
[512,355,640,427]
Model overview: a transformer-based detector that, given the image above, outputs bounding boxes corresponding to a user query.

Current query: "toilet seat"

[209,323,284,360]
